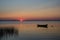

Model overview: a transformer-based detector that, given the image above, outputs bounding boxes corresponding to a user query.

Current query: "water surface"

[0,21,60,40]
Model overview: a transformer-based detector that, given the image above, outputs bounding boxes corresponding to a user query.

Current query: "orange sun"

[18,17,24,22]
[20,18,23,22]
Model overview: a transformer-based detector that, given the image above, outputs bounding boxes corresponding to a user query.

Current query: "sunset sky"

[0,0,60,20]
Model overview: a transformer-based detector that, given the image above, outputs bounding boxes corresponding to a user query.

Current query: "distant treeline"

[0,20,19,21]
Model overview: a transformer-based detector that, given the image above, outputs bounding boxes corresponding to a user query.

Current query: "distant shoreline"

[0,20,60,21]
[0,20,20,21]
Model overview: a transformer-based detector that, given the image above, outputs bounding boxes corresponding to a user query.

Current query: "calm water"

[0,21,60,40]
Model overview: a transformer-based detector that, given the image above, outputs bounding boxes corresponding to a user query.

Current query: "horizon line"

[0,20,60,21]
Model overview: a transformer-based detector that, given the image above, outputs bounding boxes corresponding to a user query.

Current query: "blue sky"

[0,0,60,10]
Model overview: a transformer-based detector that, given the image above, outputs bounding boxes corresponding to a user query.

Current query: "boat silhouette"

[37,24,48,28]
